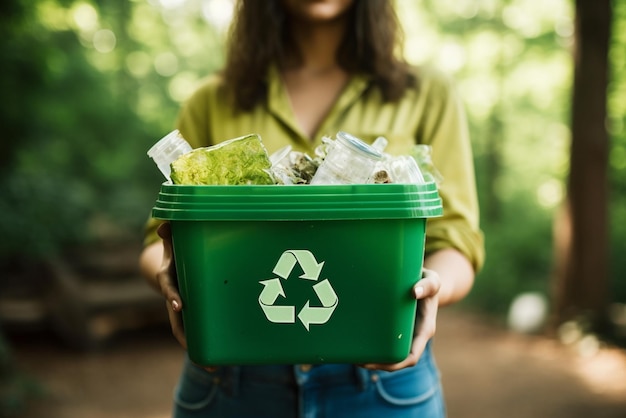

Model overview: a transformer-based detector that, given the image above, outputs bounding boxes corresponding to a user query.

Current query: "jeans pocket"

[173,362,219,411]
[373,364,440,407]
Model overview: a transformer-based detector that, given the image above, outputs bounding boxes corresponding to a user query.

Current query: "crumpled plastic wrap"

[170,134,275,185]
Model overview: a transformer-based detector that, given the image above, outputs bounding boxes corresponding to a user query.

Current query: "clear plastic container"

[147,130,193,182]
[411,144,444,184]
[387,155,426,184]
[310,131,382,185]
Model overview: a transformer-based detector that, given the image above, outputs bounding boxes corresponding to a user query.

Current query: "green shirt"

[146,65,485,272]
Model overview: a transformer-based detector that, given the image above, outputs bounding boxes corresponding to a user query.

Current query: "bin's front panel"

[172,217,426,365]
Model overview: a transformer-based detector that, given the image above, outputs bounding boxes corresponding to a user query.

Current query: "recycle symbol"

[258,250,338,331]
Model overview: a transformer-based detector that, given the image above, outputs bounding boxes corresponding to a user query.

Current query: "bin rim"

[152,182,443,221]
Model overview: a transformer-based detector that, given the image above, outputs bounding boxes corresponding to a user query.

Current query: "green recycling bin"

[152,182,443,365]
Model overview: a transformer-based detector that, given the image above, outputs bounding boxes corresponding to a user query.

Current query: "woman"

[140,0,484,416]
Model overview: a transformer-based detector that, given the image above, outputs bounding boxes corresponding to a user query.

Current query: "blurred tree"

[0,0,221,266]
[608,0,626,307]
[552,0,612,332]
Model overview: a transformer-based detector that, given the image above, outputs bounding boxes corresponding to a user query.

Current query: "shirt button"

[371,373,379,382]
[300,364,312,372]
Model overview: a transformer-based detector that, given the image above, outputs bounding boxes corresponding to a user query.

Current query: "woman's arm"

[424,247,474,307]
[139,224,186,348]
[139,241,164,292]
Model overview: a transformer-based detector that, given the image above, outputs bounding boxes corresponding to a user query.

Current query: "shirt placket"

[266,67,371,150]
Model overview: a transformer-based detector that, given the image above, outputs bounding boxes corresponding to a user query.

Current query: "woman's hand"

[155,222,187,349]
[361,268,441,372]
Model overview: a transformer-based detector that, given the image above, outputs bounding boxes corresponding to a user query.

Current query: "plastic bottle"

[310,131,383,185]
[147,130,193,182]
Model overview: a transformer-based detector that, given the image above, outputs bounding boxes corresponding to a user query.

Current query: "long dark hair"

[223,0,415,111]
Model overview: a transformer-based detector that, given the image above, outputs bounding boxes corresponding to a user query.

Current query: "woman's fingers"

[410,291,438,363]
[155,222,183,308]
[362,269,442,372]
[413,268,441,299]
[156,221,186,348]
[156,221,172,241]
[414,268,440,347]
[157,270,182,308]
[166,300,187,349]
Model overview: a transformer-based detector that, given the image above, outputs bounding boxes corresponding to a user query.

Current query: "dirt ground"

[8,308,626,418]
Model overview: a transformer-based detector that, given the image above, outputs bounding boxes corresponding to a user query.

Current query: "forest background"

[0,0,624,352]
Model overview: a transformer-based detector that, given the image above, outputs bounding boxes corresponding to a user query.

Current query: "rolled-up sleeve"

[418,72,485,272]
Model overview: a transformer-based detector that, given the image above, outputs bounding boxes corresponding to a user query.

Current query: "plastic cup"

[387,155,426,184]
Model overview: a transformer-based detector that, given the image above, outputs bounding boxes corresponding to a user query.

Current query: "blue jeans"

[173,342,445,418]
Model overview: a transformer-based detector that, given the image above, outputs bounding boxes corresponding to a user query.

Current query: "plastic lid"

[336,131,383,160]
[153,182,443,221]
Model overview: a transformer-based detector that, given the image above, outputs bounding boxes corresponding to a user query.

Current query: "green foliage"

[0,174,90,260]
[0,0,224,264]
[463,190,555,315]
